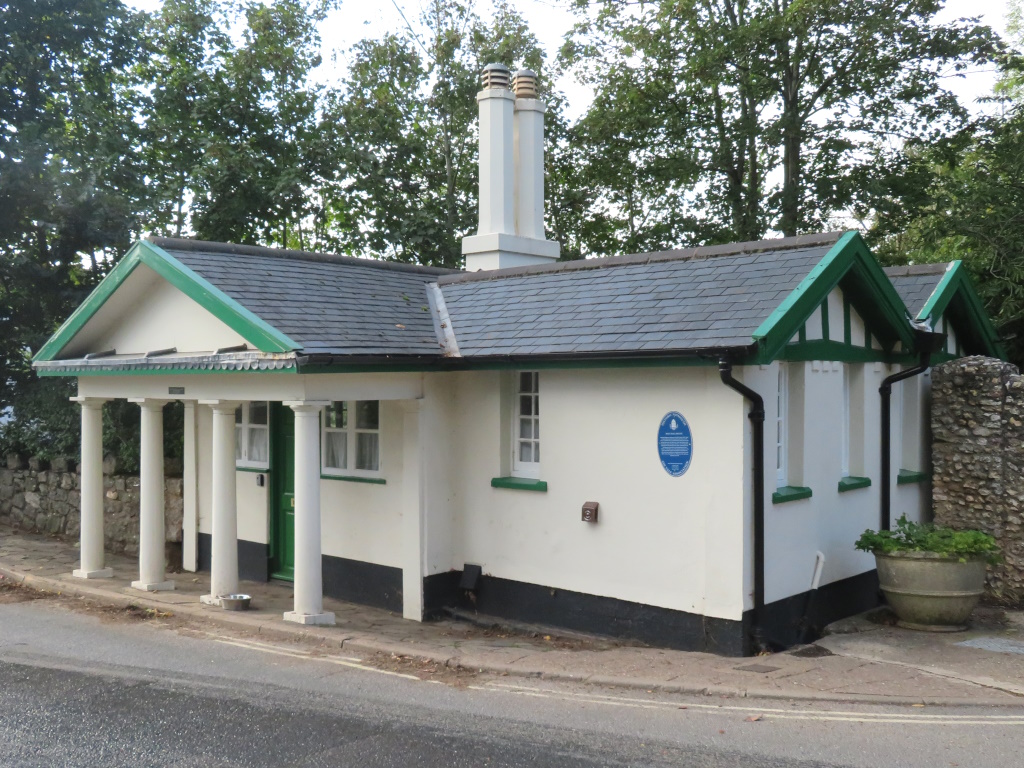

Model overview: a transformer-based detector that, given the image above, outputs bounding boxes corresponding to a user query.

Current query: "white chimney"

[463,65,559,271]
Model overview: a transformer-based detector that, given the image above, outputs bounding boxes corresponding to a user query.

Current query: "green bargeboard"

[269,403,295,581]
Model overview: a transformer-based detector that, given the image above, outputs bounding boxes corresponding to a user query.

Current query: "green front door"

[269,402,295,580]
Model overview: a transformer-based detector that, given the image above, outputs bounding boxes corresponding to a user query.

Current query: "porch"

[66,372,434,625]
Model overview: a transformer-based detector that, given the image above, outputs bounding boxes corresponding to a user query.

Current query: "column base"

[72,567,113,579]
[283,610,336,626]
[131,579,175,592]
[199,594,222,607]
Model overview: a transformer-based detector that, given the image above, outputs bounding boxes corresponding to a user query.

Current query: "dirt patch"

[0,578,55,604]
[787,644,835,658]
[368,651,479,687]
[0,577,181,628]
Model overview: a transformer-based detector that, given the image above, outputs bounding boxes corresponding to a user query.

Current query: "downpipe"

[718,359,766,653]
[879,330,945,531]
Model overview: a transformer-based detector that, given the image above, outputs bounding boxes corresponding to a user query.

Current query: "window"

[235,402,269,469]
[322,400,380,476]
[776,365,787,486]
[513,372,540,478]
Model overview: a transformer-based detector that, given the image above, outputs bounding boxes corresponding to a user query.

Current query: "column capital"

[284,400,330,413]
[70,396,108,408]
[128,398,171,410]
[199,399,243,414]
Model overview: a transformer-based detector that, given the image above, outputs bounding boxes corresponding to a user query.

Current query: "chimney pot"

[481,63,511,91]
[512,69,538,99]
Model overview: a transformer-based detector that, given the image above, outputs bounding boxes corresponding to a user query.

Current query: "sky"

[127,0,1017,121]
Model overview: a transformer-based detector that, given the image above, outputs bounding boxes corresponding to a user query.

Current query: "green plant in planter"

[856,515,1000,564]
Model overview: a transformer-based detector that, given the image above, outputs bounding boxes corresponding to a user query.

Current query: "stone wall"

[0,457,183,559]
[931,356,1024,605]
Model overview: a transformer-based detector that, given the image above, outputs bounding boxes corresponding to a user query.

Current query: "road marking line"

[209,637,422,681]
[473,683,1024,725]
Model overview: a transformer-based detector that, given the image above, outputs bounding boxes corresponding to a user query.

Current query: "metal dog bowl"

[220,594,251,611]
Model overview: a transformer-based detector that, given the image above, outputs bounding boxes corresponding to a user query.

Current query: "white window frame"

[320,400,382,478]
[235,401,269,470]
[776,365,788,487]
[512,371,540,479]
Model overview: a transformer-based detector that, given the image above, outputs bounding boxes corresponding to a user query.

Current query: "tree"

[0,0,148,459]
[868,10,1024,365]
[563,0,999,250]
[140,0,331,248]
[322,0,556,268]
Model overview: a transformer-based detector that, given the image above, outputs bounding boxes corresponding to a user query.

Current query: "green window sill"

[897,469,930,485]
[772,485,812,504]
[491,476,548,492]
[236,466,269,474]
[321,473,386,485]
[838,476,871,493]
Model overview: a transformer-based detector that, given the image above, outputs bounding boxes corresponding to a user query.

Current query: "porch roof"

[159,238,453,358]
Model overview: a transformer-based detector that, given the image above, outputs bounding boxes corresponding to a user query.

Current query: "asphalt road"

[1,596,1022,767]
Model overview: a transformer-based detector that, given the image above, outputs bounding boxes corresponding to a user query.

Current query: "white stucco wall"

[62,264,248,357]
[750,354,930,606]
[439,366,748,621]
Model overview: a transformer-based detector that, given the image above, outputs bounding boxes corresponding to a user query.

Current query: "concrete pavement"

[2,524,1023,707]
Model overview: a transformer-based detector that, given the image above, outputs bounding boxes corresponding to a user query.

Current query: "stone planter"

[875,551,987,631]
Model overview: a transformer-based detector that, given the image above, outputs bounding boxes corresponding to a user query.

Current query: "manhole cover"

[956,637,1024,655]
[734,663,781,673]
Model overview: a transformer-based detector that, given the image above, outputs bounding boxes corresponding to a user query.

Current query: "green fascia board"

[772,485,813,504]
[838,475,871,493]
[918,262,1006,360]
[491,476,548,492]
[37,365,296,377]
[753,231,915,364]
[33,239,299,362]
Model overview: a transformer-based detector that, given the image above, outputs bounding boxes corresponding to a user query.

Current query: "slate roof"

[883,264,950,319]
[153,238,453,357]
[436,234,844,357]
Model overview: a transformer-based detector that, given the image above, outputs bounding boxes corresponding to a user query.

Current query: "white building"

[31,66,1003,655]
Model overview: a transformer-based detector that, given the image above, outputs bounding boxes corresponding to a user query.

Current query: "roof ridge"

[883,262,953,277]
[147,237,459,278]
[437,231,848,286]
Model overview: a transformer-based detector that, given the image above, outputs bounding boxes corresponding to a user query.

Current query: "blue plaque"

[657,411,693,477]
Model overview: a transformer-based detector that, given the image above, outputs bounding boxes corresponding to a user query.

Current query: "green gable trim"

[33,239,299,362]
[775,340,891,363]
[491,476,548,492]
[772,485,812,504]
[897,469,930,485]
[820,298,830,341]
[918,261,1005,359]
[843,296,852,346]
[752,231,915,364]
[838,475,871,493]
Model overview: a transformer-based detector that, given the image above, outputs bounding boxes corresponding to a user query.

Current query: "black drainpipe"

[719,359,766,653]
[879,330,945,531]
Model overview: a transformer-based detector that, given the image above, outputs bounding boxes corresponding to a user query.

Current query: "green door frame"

[268,402,295,581]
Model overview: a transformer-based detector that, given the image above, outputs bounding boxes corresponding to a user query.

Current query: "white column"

[72,397,112,579]
[130,398,174,591]
[401,400,425,620]
[283,401,334,625]
[200,401,240,605]
[182,401,199,572]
